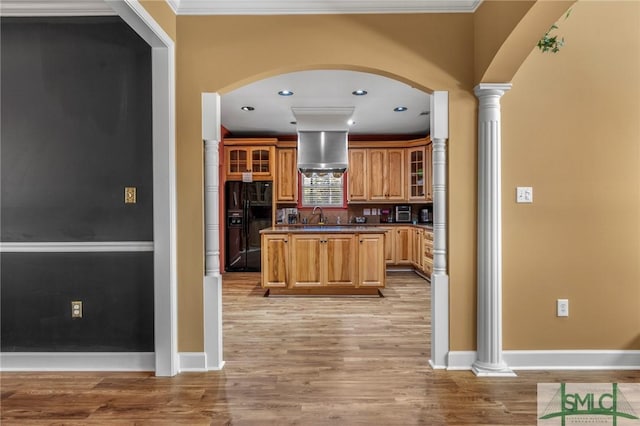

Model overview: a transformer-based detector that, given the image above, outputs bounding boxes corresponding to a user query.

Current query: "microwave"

[395,205,412,223]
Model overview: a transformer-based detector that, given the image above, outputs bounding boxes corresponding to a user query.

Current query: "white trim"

[447,350,640,371]
[174,0,482,15]
[0,1,115,16]
[505,350,640,371]
[447,351,477,370]
[178,352,207,372]
[0,352,154,371]
[178,352,225,372]
[166,0,180,14]
[107,0,178,377]
[0,241,153,252]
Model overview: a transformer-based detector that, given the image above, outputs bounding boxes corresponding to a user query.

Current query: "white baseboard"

[446,350,640,371]
[0,352,155,371]
[178,352,208,372]
[0,351,227,373]
[505,350,640,370]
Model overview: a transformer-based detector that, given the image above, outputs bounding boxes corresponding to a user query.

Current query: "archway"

[201,68,450,370]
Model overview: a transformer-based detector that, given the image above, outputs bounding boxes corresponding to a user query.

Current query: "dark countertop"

[261,225,389,234]
[262,223,433,234]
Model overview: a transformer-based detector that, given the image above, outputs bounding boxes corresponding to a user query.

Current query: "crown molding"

[174,0,482,15]
[0,1,116,16]
[166,0,180,14]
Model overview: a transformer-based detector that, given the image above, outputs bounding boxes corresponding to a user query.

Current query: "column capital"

[474,83,512,98]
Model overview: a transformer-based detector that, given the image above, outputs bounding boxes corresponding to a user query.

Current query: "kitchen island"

[260,226,386,295]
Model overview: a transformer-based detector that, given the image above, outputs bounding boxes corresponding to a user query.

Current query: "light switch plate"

[516,187,533,203]
[557,299,569,317]
[125,187,137,204]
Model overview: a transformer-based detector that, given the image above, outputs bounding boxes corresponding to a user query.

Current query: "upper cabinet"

[348,149,368,202]
[224,140,276,180]
[407,143,432,202]
[276,148,298,202]
[367,148,405,201]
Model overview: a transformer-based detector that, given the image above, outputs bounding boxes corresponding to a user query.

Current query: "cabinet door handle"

[284,239,288,243]
[359,240,363,243]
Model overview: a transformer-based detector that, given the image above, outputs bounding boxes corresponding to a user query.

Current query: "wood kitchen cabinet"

[382,227,395,264]
[261,234,289,288]
[224,145,275,180]
[348,149,368,201]
[411,227,424,270]
[368,148,405,201]
[358,234,386,287]
[289,234,357,288]
[407,145,433,201]
[276,148,298,202]
[423,229,434,277]
[395,226,412,265]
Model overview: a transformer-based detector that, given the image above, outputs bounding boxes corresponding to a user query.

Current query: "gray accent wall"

[1,17,154,352]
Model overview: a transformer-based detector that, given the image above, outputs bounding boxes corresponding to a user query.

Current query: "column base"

[471,361,517,377]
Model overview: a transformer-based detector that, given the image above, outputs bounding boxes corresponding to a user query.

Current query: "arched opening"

[202,67,449,370]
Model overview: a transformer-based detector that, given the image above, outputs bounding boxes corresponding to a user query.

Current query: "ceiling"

[222,70,432,137]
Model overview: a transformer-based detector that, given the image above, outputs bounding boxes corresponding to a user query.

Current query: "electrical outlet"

[516,187,533,203]
[557,299,569,317]
[71,301,83,318]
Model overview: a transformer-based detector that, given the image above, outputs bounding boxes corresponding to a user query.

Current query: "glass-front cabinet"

[407,145,432,201]
[224,145,275,180]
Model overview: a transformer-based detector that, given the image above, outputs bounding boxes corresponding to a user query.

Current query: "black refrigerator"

[225,181,272,271]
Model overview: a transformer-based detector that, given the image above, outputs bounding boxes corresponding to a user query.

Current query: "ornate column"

[203,93,224,370]
[429,91,449,369]
[472,83,515,377]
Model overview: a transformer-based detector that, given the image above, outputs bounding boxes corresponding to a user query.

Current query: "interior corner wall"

[0,17,155,352]
[501,1,640,350]
[174,12,479,352]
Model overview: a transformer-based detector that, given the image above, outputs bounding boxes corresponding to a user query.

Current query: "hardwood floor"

[2,271,639,425]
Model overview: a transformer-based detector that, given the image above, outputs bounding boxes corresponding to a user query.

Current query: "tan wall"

[140,0,176,41]
[174,13,479,351]
[502,1,640,350]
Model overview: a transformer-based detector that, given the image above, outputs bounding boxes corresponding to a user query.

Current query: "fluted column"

[472,83,515,377]
[202,93,224,370]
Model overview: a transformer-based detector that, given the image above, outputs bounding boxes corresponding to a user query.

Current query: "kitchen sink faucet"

[311,206,325,224]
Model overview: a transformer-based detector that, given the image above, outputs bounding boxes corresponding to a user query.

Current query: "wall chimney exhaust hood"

[293,107,354,175]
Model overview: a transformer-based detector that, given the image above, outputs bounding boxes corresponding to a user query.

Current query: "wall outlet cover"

[516,187,533,203]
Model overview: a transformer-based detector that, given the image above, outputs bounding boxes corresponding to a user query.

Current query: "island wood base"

[265,287,383,297]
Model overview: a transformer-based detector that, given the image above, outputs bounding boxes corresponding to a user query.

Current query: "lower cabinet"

[261,234,289,288]
[262,232,384,289]
[289,234,357,288]
[358,234,385,287]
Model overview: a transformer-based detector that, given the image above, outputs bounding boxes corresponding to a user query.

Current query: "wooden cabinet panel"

[261,234,289,288]
[411,227,423,269]
[367,149,386,200]
[276,148,298,202]
[290,235,323,288]
[367,148,405,201]
[386,149,405,200]
[382,227,394,265]
[394,226,412,265]
[358,234,385,287]
[348,149,367,201]
[425,143,433,202]
[325,235,357,286]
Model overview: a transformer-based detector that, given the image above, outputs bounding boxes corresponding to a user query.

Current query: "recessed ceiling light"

[278,90,294,96]
[240,106,255,111]
[347,119,355,126]
[352,90,368,96]
[394,106,408,112]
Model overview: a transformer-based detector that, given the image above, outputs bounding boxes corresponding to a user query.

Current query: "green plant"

[537,8,572,53]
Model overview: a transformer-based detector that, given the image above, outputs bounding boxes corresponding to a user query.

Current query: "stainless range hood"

[297,130,348,175]
[293,107,353,175]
